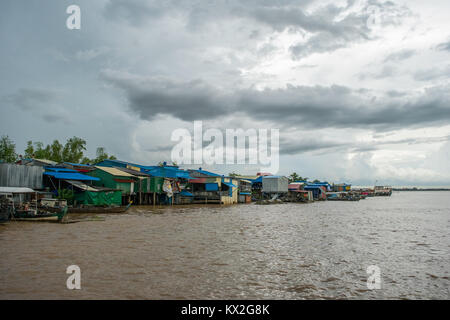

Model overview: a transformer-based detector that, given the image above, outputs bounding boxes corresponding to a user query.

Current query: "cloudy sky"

[1,0,450,186]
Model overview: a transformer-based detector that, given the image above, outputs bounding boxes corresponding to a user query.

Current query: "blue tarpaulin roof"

[144,166,192,179]
[44,171,100,181]
[222,181,237,188]
[251,176,263,184]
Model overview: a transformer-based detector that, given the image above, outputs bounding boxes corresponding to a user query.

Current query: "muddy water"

[0,191,449,299]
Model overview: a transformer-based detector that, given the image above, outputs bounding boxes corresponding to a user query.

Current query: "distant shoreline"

[392,188,450,191]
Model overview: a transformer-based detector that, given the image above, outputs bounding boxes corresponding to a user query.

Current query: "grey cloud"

[103,0,169,26]
[104,71,450,132]
[102,0,410,59]
[383,49,416,62]
[414,65,450,81]
[2,88,71,124]
[280,138,349,155]
[4,88,54,111]
[280,134,450,156]
[359,65,398,80]
[436,40,450,51]
[102,71,234,120]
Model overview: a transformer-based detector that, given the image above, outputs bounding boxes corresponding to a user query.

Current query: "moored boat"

[68,202,132,214]
[12,206,68,222]
[0,187,68,223]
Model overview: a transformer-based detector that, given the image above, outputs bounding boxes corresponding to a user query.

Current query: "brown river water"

[0,191,449,299]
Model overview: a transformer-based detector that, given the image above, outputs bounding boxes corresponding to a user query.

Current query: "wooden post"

[139,179,142,205]
[153,192,156,206]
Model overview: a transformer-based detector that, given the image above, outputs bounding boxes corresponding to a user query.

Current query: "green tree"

[23,137,117,164]
[50,140,64,163]
[33,141,51,159]
[228,172,239,177]
[62,136,86,163]
[289,172,308,182]
[24,140,34,158]
[0,135,17,163]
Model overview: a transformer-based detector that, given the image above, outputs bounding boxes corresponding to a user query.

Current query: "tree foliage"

[20,136,116,164]
[0,135,17,163]
[288,172,308,182]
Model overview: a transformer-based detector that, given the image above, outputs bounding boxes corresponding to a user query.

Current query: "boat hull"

[68,203,132,214]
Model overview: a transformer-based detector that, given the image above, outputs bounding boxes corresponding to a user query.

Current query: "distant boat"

[68,202,132,214]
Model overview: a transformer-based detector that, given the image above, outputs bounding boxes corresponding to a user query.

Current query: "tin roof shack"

[287,182,313,202]
[262,176,289,194]
[237,179,252,203]
[114,166,151,205]
[188,169,238,204]
[303,184,327,200]
[0,163,44,189]
[143,166,191,205]
[68,181,122,207]
[43,167,101,205]
[89,166,138,205]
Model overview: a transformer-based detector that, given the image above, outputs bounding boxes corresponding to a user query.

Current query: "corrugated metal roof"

[34,158,57,165]
[65,180,98,191]
[0,187,36,193]
[117,167,149,177]
[95,166,136,177]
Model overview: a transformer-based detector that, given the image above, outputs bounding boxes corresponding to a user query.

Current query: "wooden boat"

[12,206,68,222]
[68,202,132,214]
[0,187,68,223]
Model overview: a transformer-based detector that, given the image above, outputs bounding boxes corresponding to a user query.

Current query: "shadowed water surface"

[0,191,449,299]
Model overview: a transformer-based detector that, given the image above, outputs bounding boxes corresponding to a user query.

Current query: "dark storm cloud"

[103,71,450,132]
[101,71,234,120]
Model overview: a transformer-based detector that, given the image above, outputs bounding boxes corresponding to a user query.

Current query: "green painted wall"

[88,169,164,194]
[88,169,134,194]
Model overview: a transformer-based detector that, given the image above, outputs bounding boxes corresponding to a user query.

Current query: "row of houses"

[1,158,354,206]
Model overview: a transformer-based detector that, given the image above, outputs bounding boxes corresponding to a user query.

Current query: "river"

[0,191,449,299]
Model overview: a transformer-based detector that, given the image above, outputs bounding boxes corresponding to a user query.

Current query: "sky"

[1,0,450,186]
